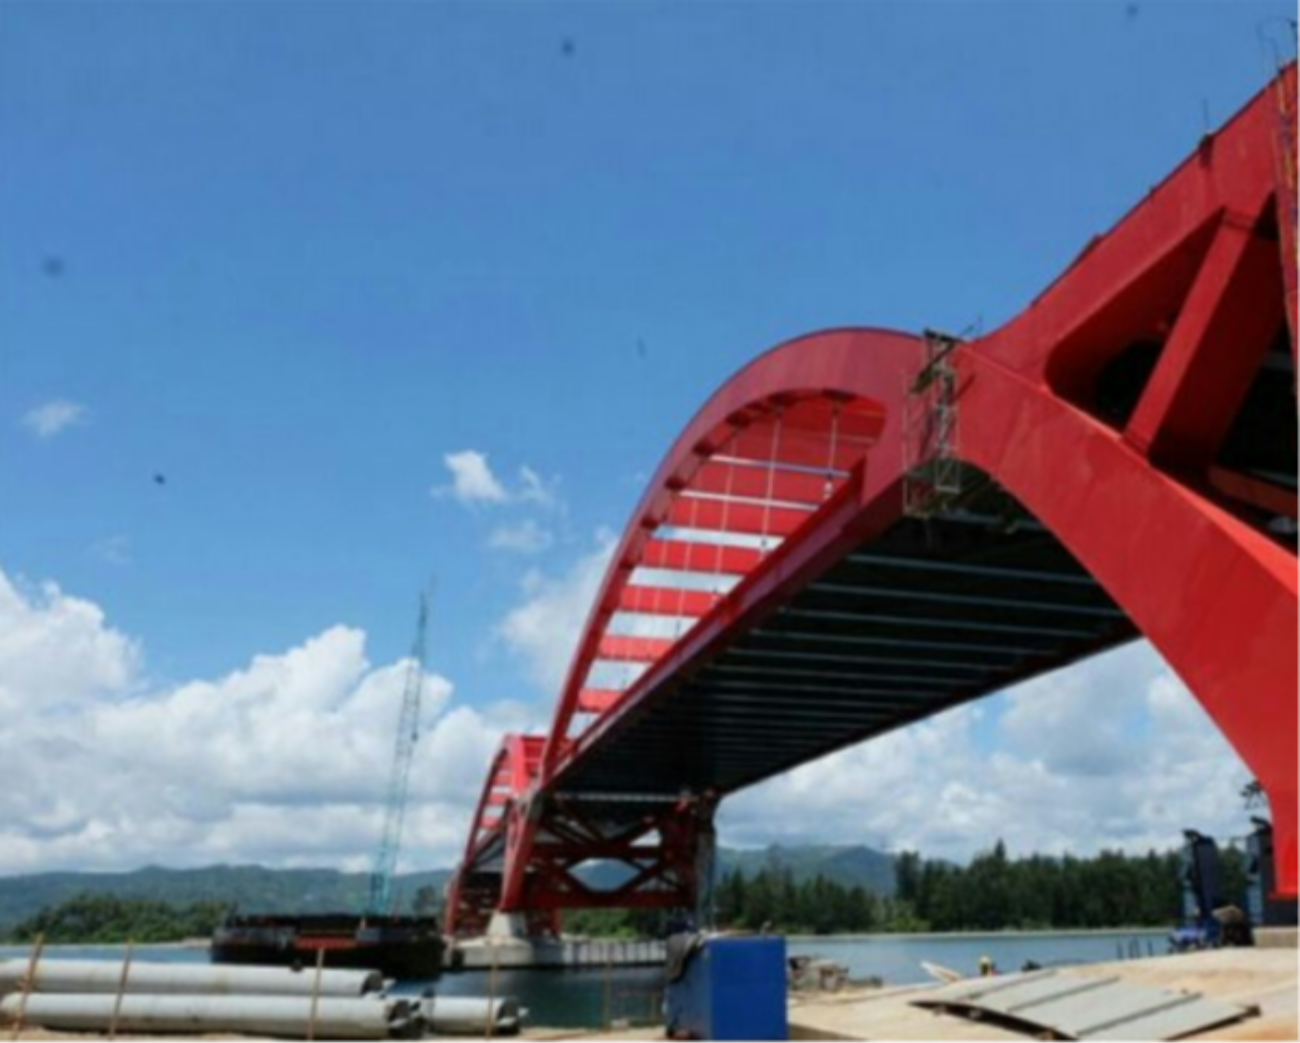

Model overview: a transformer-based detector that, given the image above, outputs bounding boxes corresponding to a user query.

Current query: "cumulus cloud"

[497,532,616,693]
[432,450,563,513]
[437,450,508,506]
[0,559,1257,876]
[21,399,86,439]
[0,566,512,875]
[721,642,1252,862]
[0,572,140,715]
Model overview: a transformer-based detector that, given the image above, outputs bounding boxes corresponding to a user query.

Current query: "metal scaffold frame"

[904,328,964,518]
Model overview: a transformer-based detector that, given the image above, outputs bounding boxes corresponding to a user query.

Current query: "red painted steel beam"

[691,458,845,503]
[1124,203,1284,470]
[576,688,623,713]
[597,635,676,663]
[663,496,812,536]
[959,71,1296,894]
[617,585,720,617]
[457,68,1298,934]
[1208,465,1298,519]
[639,539,762,575]
[1268,63,1298,345]
[539,327,919,788]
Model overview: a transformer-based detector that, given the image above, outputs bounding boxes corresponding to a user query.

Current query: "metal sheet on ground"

[912,968,1257,1041]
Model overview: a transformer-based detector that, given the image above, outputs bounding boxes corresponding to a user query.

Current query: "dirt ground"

[4,948,1295,1041]
[7,1024,660,1040]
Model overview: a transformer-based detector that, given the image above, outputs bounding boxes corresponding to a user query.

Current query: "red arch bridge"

[446,67,1298,936]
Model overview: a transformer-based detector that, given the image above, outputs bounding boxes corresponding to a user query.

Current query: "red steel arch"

[447,66,1297,935]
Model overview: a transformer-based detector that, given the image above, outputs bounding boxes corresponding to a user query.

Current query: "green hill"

[0,844,895,937]
[0,865,451,937]
[721,844,897,895]
[575,843,897,896]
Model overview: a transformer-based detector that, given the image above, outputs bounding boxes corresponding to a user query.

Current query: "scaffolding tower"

[904,328,964,517]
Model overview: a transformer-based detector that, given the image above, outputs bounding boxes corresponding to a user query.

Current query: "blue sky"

[0,1,1286,874]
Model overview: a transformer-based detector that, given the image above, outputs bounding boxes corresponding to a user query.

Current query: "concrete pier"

[448,936,665,971]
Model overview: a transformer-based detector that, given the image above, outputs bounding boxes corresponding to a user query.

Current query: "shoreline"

[1,927,1169,954]
[785,926,1168,941]
[0,939,210,952]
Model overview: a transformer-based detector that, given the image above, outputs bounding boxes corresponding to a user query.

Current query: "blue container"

[665,935,787,1041]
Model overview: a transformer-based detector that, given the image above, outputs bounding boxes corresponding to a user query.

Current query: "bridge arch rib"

[446,66,1296,937]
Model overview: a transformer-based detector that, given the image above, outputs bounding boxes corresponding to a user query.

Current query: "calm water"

[0,929,1166,1029]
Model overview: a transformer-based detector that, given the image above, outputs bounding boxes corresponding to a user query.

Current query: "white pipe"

[422,995,522,1035]
[0,958,383,997]
[0,993,415,1040]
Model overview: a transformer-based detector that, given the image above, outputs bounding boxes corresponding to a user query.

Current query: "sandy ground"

[4,948,1295,1041]
[10,1029,287,1040]
[5,1024,660,1040]
[784,948,1299,1042]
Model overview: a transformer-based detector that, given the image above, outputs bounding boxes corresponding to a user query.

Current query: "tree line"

[567,841,1248,936]
[893,841,1247,932]
[6,841,1249,942]
[4,893,231,944]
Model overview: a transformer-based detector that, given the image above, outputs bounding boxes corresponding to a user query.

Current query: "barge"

[210,913,444,979]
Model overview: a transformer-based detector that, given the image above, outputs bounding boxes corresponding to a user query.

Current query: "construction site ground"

[4,946,1296,1041]
[780,948,1298,1042]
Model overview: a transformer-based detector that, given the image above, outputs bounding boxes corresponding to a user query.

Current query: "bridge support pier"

[486,912,530,940]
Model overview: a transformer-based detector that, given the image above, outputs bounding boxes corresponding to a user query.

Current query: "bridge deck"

[557,510,1137,800]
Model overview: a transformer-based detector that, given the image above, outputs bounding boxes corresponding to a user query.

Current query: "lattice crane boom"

[367,589,429,916]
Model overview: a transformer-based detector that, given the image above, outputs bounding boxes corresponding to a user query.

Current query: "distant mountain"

[721,844,897,896]
[577,844,897,897]
[0,844,895,935]
[0,865,451,935]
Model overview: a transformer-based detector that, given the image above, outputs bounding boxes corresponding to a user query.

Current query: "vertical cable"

[712,428,740,604]
[675,491,701,641]
[759,408,784,555]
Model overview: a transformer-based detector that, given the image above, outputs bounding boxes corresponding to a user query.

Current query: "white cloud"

[0,572,140,715]
[432,451,563,515]
[21,399,86,439]
[437,450,508,506]
[721,643,1253,863]
[488,519,554,555]
[998,642,1158,777]
[0,561,1258,877]
[0,566,515,875]
[497,532,615,693]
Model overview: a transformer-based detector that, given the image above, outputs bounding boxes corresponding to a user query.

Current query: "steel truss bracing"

[904,328,965,516]
[446,65,1298,936]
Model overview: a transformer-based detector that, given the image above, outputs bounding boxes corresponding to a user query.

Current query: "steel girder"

[446,66,1297,935]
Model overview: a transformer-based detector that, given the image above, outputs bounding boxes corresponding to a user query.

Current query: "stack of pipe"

[422,995,522,1035]
[0,992,416,1040]
[0,959,383,997]
[0,956,523,1038]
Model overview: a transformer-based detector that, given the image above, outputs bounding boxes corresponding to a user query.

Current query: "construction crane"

[366,589,430,917]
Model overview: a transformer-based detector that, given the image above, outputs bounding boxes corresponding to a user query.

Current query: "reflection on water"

[0,929,1165,1030]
